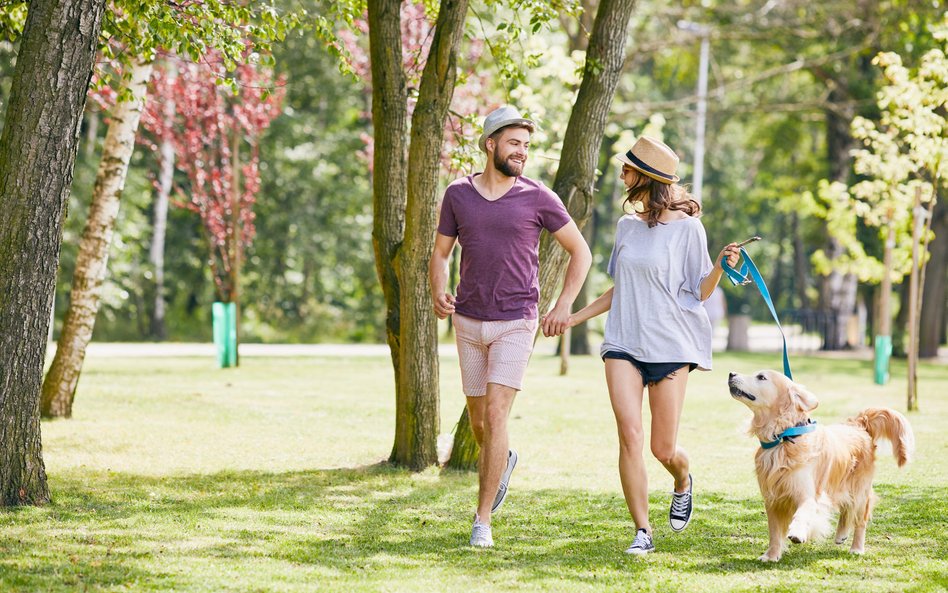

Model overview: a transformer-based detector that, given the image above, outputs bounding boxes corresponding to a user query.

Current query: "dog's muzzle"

[728,381,756,401]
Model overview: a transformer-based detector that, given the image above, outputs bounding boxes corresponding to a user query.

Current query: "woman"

[567,136,738,554]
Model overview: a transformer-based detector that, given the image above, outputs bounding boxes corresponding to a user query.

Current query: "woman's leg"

[605,358,649,531]
[647,369,690,491]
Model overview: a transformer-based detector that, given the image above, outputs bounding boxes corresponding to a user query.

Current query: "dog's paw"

[848,546,865,555]
[834,535,848,545]
[758,552,781,562]
[788,532,807,544]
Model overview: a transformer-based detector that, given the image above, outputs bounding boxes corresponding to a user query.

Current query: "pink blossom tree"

[142,55,285,304]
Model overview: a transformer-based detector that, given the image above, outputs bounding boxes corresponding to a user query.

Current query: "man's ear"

[789,383,819,412]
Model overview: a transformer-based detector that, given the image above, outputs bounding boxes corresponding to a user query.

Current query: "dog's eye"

[756,374,767,381]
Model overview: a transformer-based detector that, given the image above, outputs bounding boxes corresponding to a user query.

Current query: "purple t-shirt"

[437,174,571,321]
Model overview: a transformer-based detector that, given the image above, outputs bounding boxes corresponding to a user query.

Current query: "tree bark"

[536,0,637,318]
[40,58,153,419]
[393,0,469,470]
[448,0,637,470]
[150,60,177,340]
[818,89,859,350]
[367,0,409,462]
[919,197,947,358]
[791,213,810,309]
[0,0,106,505]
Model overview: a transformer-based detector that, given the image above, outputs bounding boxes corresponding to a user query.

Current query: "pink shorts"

[453,313,538,397]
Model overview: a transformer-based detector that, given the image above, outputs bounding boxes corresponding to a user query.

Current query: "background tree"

[39,2,300,417]
[0,0,106,506]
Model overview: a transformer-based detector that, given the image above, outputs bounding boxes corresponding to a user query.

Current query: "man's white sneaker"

[491,449,518,513]
[470,514,493,548]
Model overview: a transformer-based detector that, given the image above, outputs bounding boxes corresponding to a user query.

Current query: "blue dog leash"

[721,243,793,380]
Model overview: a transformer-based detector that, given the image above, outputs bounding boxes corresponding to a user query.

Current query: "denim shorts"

[601,351,697,386]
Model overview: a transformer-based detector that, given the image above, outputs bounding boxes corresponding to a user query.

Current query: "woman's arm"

[569,286,615,327]
[700,243,739,300]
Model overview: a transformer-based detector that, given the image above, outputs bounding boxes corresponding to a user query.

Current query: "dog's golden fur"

[728,370,914,562]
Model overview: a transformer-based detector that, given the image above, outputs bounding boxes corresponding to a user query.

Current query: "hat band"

[625,150,675,181]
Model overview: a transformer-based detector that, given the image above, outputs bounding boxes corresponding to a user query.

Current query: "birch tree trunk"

[150,60,177,340]
[0,0,106,505]
[39,58,153,419]
[393,0,469,469]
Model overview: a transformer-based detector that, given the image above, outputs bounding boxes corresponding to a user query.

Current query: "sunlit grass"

[1,349,945,591]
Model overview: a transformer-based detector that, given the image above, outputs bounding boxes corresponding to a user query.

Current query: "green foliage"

[811,16,948,283]
[0,1,26,41]
[2,351,946,590]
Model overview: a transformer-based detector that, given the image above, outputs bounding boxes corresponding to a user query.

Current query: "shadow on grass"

[1,466,944,591]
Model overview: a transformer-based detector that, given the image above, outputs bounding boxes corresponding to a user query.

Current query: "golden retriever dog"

[728,370,914,562]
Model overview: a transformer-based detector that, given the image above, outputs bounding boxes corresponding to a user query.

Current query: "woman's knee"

[617,425,645,454]
[650,442,678,466]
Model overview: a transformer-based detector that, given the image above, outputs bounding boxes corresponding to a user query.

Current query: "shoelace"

[472,523,491,540]
[630,529,651,549]
[671,491,691,516]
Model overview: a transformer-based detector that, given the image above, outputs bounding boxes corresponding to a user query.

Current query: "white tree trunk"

[150,60,176,340]
[40,58,154,418]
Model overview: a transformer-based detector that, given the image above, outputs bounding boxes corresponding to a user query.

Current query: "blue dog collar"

[760,419,817,450]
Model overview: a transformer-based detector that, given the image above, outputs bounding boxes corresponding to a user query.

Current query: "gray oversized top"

[599,214,714,370]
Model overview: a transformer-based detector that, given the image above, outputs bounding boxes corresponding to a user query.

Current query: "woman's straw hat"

[614,136,680,184]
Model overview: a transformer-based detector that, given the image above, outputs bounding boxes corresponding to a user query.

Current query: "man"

[430,106,592,548]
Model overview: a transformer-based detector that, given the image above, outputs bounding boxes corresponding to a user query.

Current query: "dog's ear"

[789,383,819,412]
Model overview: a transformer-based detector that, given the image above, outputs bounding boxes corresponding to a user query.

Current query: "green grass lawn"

[1,348,946,592]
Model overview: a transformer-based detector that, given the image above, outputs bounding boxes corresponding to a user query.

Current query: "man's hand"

[541,302,571,337]
[433,293,456,319]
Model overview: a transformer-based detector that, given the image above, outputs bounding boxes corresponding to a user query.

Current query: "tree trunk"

[39,58,153,419]
[569,184,600,356]
[819,91,858,350]
[448,0,637,470]
[791,213,810,309]
[536,0,637,317]
[150,60,177,341]
[0,0,106,505]
[367,0,409,462]
[919,198,947,358]
[393,0,469,470]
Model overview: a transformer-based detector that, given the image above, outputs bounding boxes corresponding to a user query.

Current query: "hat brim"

[614,153,679,184]
[479,118,536,152]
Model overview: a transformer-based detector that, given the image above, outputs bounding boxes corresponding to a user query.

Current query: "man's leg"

[475,382,517,525]
[466,395,486,447]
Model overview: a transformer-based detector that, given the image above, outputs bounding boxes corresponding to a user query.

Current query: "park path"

[55,323,948,361]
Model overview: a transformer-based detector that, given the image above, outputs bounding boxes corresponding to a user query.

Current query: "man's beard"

[494,151,524,177]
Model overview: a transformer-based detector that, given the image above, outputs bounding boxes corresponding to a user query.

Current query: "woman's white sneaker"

[624,528,654,555]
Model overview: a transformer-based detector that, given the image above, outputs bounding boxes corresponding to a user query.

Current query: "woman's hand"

[715,243,740,270]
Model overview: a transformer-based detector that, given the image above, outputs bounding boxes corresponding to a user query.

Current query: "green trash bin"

[212,301,237,368]
[873,335,892,385]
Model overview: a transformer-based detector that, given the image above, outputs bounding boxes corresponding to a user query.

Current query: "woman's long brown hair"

[622,174,701,228]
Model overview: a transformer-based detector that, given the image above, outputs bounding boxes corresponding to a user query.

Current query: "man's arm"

[429,232,458,319]
[541,220,592,337]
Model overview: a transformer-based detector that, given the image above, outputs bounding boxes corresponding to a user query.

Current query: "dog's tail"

[854,408,915,467]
